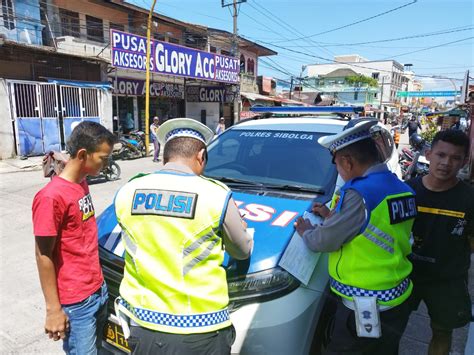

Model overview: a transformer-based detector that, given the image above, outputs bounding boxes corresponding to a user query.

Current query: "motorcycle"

[114,130,146,160]
[97,157,121,181]
[43,151,121,181]
[399,133,430,180]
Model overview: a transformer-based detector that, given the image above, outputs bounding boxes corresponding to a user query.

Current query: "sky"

[128,0,473,91]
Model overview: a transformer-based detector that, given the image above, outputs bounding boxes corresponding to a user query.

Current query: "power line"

[385,36,474,59]
[313,26,474,47]
[246,0,335,57]
[270,0,418,43]
[242,34,466,82]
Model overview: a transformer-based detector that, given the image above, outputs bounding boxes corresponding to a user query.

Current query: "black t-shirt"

[406,176,474,282]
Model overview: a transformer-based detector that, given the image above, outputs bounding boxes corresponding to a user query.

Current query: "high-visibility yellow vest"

[114,171,232,334]
[328,171,416,307]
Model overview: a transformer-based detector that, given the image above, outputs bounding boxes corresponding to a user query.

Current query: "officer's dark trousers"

[128,324,236,355]
[324,298,411,355]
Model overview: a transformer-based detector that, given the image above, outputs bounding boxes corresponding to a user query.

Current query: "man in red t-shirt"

[33,121,116,354]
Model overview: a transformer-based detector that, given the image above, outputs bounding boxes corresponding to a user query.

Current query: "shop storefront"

[185,85,236,131]
[110,77,185,133]
[110,29,240,131]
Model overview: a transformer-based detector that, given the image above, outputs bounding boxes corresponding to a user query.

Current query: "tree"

[346,75,378,87]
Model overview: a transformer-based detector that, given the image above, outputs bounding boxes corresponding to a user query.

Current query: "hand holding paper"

[279,210,323,285]
[294,210,319,237]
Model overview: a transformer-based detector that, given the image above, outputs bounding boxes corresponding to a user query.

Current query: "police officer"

[114,118,253,354]
[295,120,416,354]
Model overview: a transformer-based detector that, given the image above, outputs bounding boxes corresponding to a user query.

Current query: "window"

[354,91,359,100]
[1,0,14,30]
[86,15,104,42]
[153,33,165,41]
[110,22,124,32]
[168,37,180,44]
[372,72,379,80]
[210,46,217,53]
[248,59,255,74]
[59,9,80,37]
[240,54,245,72]
[205,129,336,191]
[221,49,230,56]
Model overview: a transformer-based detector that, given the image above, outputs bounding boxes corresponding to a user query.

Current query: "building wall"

[307,60,405,106]
[0,0,44,45]
[0,79,15,158]
[185,102,219,130]
[100,89,113,132]
[52,0,184,59]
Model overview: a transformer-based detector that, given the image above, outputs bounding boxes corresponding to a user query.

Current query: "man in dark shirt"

[406,129,473,355]
[407,116,422,139]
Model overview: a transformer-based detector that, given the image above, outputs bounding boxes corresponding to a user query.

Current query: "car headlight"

[227,267,300,311]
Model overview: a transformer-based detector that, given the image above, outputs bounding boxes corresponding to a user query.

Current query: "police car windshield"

[204,129,336,193]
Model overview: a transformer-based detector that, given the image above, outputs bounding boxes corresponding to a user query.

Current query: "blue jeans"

[62,282,108,355]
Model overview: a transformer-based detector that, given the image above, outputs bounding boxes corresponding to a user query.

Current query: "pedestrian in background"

[406,129,473,355]
[391,125,401,149]
[215,117,225,135]
[150,116,160,162]
[114,118,253,354]
[32,121,116,354]
[407,115,422,139]
[295,120,416,354]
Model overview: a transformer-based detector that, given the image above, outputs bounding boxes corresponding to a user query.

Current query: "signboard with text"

[110,78,184,98]
[186,86,235,103]
[111,30,240,84]
[396,91,461,97]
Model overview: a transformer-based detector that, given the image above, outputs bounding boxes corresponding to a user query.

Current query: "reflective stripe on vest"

[362,223,396,254]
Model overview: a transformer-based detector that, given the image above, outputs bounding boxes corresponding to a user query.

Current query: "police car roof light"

[249,106,364,114]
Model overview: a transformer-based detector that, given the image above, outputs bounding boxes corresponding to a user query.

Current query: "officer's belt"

[119,298,230,329]
[330,277,410,303]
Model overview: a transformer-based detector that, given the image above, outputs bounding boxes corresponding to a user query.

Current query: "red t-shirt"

[32,176,103,305]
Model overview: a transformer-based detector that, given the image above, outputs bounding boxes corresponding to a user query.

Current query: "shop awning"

[426,108,467,117]
[241,91,278,102]
[45,78,113,89]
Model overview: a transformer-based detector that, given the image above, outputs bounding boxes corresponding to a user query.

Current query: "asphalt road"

[0,135,471,354]
[0,155,161,354]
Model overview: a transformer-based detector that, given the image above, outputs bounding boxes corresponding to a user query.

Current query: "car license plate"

[104,319,131,353]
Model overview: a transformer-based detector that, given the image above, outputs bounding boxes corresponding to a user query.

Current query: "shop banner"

[111,30,240,84]
[186,86,235,102]
[110,78,184,99]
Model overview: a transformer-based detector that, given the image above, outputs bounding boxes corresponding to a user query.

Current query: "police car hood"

[97,191,314,274]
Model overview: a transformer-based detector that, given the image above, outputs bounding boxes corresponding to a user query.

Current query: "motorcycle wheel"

[105,161,121,181]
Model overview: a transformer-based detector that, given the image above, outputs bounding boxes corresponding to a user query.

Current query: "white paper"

[278,211,322,285]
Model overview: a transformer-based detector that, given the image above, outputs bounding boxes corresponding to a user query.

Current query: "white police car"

[97,107,400,354]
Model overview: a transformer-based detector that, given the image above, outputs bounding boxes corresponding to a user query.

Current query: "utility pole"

[222,0,246,124]
[145,0,157,157]
[379,75,387,123]
[289,77,294,99]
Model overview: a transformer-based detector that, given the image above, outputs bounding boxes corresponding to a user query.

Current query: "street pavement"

[0,137,472,354]
[0,154,162,354]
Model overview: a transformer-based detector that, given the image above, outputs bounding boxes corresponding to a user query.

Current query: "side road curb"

[0,157,43,174]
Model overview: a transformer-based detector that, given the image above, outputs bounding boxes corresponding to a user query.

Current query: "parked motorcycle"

[399,133,430,180]
[97,157,121,181]
[43,151,121,181]
[114,130,146,160]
